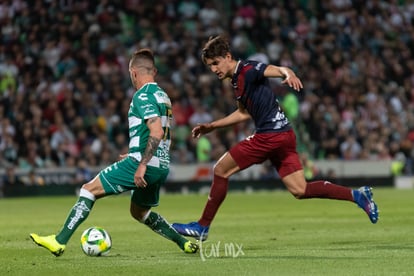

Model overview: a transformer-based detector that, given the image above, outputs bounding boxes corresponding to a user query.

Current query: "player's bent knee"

[213,163,237,178]
[294,193,306,199]
[81,175,105,198]
[212,164,225,177]
[130,205,150,223]
[79,188,96,201]
[288,187,306,199]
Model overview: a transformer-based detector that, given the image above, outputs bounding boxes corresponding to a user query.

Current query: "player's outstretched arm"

[192,123,214,138]
[264,65,303,91]
[192,103,251,139]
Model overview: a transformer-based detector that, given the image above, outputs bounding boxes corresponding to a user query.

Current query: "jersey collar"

[231,60,242,89]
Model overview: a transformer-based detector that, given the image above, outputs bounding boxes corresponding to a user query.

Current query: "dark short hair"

[130,48,155,67]
[201,36,231,63]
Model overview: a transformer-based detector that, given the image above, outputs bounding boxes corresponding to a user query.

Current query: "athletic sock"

[56,188,95,244]
[302,180,354,201]
[144,211,188,250]
[198,174,228,226]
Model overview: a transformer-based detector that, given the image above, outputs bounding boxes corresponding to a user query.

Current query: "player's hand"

[281,75,303,91]
[192,123,214,138]
[134,164,148,188]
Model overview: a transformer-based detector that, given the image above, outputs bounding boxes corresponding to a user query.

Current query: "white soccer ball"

[80,226,112,256]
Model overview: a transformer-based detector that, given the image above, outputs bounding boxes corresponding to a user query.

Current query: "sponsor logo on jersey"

[154,91,171,106]
[144,107,155,114]
[255,63,263,71]
[138,93,148,101]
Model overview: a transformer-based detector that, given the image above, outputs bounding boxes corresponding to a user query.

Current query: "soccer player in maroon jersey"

[172,36,378,241]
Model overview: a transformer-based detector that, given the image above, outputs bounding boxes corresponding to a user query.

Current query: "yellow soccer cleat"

[183,240,199,254]
[30,234,66,257]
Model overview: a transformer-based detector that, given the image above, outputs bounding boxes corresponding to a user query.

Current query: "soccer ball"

[80,227,112,256]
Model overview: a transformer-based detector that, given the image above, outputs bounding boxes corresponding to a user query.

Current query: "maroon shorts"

[229,129,302,178]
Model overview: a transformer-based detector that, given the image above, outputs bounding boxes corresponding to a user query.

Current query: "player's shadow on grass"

[223,255,363,260]
[327,241,414,251]
[368,245,414,250]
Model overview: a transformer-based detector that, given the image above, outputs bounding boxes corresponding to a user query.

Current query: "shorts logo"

[246,135,254,141]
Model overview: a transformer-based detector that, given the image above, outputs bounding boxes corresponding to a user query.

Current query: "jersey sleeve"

[246,60,267,83]
[133,93,160,120]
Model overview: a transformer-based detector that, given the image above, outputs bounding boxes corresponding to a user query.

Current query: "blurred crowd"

[1,0,414,184]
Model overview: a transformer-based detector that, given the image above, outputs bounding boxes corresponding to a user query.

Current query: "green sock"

[144,211,188,250]
[56,193,95,244]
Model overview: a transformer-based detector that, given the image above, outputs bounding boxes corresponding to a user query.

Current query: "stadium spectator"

[21,169,45,186]
[2,165,24,197]
[0,0,412,180]
[195,136,211,163]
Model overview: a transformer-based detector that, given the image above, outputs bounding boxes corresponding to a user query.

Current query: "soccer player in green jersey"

[30,49,198,256]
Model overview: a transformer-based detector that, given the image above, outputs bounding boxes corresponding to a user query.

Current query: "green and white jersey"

[128,82,172,170]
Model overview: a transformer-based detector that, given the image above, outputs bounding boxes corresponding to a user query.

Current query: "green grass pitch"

[0,187,413,275]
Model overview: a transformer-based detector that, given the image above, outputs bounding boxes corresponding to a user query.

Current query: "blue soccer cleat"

[353,186,379,224]
[172,222,209,241]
